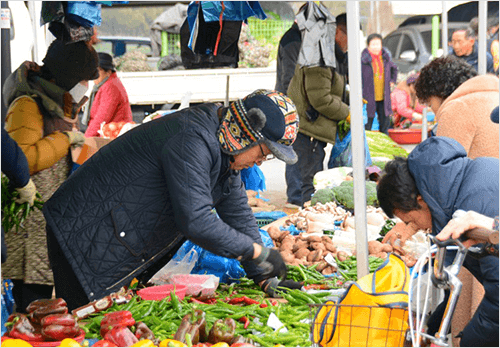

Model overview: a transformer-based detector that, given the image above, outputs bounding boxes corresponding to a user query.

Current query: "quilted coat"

[84,72,133,137]
[287,65,349,144]
[2,62,76,285]
[43,104,263,303]
[408,137,499,347]
[361,47,398,119]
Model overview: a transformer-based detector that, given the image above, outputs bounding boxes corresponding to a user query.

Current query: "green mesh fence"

[246,18,294,46]
[162,18,294,59]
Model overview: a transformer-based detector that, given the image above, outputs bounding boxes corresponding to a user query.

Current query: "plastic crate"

[162,32,181,56]
[256,218,276,227]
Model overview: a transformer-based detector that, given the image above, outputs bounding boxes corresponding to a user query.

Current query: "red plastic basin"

[388,129,422,144]
[137,284,187,301]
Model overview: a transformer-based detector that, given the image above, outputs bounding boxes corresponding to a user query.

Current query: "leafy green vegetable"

[311,188,335,205]
[377,219,397,241]
[331,180,378,210]
[366,131,408,159]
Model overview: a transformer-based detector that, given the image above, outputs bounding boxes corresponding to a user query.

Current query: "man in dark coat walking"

[43,89,302,310]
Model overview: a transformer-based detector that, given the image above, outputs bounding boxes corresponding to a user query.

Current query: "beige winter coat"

[435,74,499,159]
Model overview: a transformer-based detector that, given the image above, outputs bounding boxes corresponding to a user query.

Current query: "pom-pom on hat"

[217,89,299,164]
[42,40,99,91]
[491,106,499,123]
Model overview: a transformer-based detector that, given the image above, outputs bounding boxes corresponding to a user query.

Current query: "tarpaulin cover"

[296,2,336,69]
[185,1,266,52]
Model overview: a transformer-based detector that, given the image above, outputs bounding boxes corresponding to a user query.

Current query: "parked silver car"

[383,22,468,73]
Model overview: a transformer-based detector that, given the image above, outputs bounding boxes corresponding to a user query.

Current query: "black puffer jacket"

[43,104,262,302]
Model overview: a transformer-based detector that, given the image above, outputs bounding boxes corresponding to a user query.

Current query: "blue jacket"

[43,104,263,302]
[361,47,398,119]
[1,127,31,263]
[408,137,499,346]
[450,43,495,74]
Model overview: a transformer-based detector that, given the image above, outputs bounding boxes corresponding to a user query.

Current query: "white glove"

[14,179,37,207]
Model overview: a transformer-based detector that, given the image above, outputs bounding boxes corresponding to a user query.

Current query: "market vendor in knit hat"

[43,89,302,310]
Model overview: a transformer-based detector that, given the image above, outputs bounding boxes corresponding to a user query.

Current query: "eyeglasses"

[259,144,275,161]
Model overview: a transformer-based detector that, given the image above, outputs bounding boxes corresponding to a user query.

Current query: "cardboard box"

[71,137,112,165]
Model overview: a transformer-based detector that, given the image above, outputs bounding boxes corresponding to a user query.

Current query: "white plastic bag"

[150,248,198,285]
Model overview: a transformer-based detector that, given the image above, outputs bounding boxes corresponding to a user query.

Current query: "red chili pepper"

[91,339,118,347]
[104,326,138,347]
[242,297,259,306]
[269,299,278,306]
[227,297,246,305]
[238,317,250,329]
[205,298,217,304]
[259,303,267,308]
[189,298,208,305]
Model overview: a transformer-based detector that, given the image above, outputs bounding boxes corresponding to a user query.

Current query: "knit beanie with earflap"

[217,89,299,164]
[42,40,99,91]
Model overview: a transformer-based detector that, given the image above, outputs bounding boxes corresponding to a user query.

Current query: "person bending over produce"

[43,89,302,310]
[377,136,499,347]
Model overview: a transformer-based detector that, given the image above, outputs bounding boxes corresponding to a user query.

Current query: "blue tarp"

[186,1,266,51]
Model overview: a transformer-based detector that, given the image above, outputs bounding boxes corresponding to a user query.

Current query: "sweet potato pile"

[267,226,348,275]
[246,190,275,213]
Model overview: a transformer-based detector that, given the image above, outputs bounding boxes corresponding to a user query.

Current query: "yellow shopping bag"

[312,253,410,347]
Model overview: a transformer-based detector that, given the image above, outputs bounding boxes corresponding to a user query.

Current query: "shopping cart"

[309,300,411,347]
[408,217,498,347]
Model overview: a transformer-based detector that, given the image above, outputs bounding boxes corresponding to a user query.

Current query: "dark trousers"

[285,163,302,206]
[293,133,326,206]
[46,225,89,311]
[365,101,391,135]
[11,280,53,313]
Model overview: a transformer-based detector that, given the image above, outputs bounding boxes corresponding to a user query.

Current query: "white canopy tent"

[346,0,491,278]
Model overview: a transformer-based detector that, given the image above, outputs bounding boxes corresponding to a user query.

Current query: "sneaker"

[284,202,301,209]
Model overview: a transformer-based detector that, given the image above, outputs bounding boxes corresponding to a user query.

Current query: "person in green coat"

[287,3,350,206]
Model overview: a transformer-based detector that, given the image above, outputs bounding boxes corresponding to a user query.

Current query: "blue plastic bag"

[328,130,372,169]
[2,279,14,315]
[170,227,274,284]
[241,165,266,192]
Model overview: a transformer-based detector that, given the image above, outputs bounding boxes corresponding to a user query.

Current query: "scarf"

[369,51,384,80]
[81,76,108,126]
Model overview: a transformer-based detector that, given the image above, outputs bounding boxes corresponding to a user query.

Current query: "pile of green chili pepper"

[336,255,385,281]
[81,277,335,346]
[286,263,343,286]
[1,175,44,232]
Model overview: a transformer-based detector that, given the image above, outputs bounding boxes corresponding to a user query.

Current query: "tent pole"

[1,1,12,125]
[478,1,487,74]
[347,0,369,279]
[441,1,448,57]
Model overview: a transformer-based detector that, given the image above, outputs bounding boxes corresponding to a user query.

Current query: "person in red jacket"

[83,52,133,137]
[391,73,425,129]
